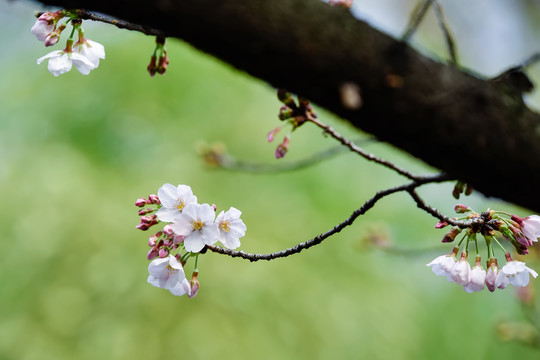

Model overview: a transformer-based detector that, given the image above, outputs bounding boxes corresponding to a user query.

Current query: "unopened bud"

[138,208,153,216]
[464,184,473,196]
[454,204,470,214]
[188,271,200,298]
[267,126,280,142]
[147,55,157,77]
[163,224,174,236]
[158,248,169,258]
[442,226,461,243]
[147,247,159,260]
[148,194,160,204]
[434,220,450,229]
[275,136,290,159]
[135,198,148,207]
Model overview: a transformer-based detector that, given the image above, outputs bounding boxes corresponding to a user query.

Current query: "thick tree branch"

[37,0,540,211]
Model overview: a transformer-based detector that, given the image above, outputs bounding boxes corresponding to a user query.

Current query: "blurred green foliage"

[0,1,539,359]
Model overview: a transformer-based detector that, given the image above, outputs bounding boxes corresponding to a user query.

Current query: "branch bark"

[37,0,540,211]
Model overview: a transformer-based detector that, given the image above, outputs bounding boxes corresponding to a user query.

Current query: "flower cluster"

[136,183,247,297]
[32,11,105,76]
[147,36,169,77]
[427,205,538,293]
[267,89,317,159]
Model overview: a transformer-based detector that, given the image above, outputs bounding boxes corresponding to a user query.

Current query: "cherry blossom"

[31,12,56,42]
[37,42,96,77]
[450,253,471,285]
[172,203,220,253]
[73,39,105,67]
[463,259,486,293]
[522,215,540,245]
[156,183,198,222]
[426,247,458,282]
[495,260,538,288]
[147,255,191,296]
[215,207,246,249]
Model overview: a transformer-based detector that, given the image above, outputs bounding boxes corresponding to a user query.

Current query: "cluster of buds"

[32,11,105,76]
[147,36,169,76]
[427,205,539,293]
[267,89,318,159]
[135,183,247,297]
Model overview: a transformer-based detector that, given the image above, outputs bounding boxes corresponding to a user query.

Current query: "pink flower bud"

[434,220,448,229]
[148,235,158,247]
[136,223,149,231]
[442,226,461,243]
[135,198,148,207]
[275,136,290,159]
[156,52,169,75]
[267,126,280,142]
[148,194,160,204]
[188,271,199,299]
[138,208,153,216]
[147,55,157,77]
[453,204,470,214]
[147,247,159,260]
[158,248,169,258]
[511,215,524,226]
[163,224,174,236]
[211,204,217,212]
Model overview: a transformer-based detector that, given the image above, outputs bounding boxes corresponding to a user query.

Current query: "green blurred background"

[1,1,540,359]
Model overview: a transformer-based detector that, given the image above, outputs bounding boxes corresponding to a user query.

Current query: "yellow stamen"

[219,221,231,233]
[191,219,204,231]
[176,200,185,211]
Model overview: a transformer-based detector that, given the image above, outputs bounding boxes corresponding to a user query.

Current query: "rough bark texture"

[37,0,540,211]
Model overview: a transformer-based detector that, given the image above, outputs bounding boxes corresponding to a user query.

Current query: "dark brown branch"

[207,174,451,261]
[35,0,540,211]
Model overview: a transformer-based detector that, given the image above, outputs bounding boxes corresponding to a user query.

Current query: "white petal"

[71,53,96,75]
[171,215,193,236]
[184,231,207,253]
[37,50,63,64]
[158,183,178,208]
[148,257,169,276]
[156,207,179,222]
[47,53,72,76]
[201,223,220,245]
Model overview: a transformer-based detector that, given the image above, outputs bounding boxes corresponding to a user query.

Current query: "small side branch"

[308,116,421,181]
[207,173,453,261]
[432,0,458,66]
[206,138,375,174]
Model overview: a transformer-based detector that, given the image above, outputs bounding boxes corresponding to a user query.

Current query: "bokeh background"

[1,0,540,359]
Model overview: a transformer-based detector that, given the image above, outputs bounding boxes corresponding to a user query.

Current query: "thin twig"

[207,173,452,261]
[213,138,375,173]
[407,189,482,228]
[402,0,433,42]
[432,0,458,66]
[307,116,422,181]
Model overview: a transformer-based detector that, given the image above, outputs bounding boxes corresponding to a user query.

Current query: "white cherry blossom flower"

[156,183,198,222]
[37,48,96,76]
[485,261,501,292]
[495,260,538,288]
[73,39,105,67]
[172,203,219,253]
[451,254,471,285]
[147,255,191,296]
[522,215,540,245]
[215,207,246,249]
[427,250,457,282]
[463,264,486,293]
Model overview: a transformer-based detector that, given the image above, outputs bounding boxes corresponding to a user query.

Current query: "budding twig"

[208,138,375,174]
[307,116,423,181]
[207,174,451,261]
